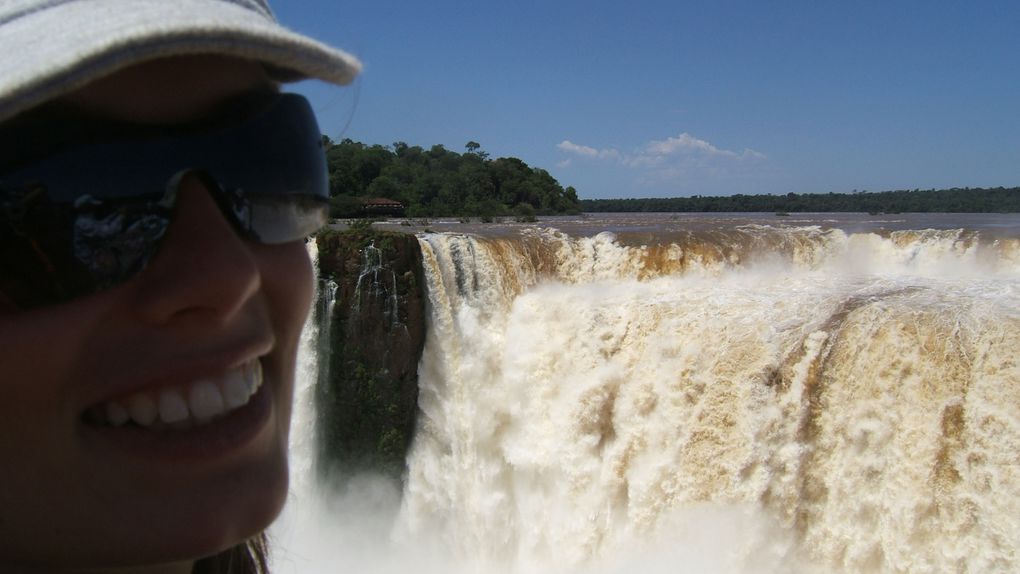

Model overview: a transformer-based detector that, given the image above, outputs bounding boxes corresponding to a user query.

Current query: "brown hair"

[192,534,270,574]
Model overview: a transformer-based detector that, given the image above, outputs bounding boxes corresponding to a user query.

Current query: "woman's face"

[0,57,313,570]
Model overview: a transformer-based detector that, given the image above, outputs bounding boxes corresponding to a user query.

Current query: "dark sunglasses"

[0,93,329,308]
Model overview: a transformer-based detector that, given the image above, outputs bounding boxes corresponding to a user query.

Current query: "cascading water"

[272,238,410,574]
[289,240,329,490]
[352,241,401,330]
[271,242,366,573]
[277,217,1020,573]
[400,224,1020,573]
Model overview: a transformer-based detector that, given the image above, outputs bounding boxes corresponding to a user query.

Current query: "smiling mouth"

[84,359,264,430]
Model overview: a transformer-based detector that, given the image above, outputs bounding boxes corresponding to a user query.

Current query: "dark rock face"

[314,228,425,479]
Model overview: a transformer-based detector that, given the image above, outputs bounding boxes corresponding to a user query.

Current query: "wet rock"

[314,228,425,479]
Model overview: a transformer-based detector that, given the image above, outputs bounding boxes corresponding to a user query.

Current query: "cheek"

[258,240,315,338]
[254,240,315,423]
[0,300,109,421]
[254,240,314,470]
[0,311,75,467]
[0,299,120,564]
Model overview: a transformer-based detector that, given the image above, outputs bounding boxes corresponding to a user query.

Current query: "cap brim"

[0,0,362,122]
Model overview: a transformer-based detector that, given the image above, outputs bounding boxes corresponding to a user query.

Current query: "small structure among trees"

[361,198,405,217]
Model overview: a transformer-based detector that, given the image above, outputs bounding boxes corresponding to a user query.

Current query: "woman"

[0,1,359,572]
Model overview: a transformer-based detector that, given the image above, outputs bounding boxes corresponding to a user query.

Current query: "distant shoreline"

[581,187,1020,214]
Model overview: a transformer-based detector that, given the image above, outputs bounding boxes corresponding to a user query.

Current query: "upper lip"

[76,333,275,411]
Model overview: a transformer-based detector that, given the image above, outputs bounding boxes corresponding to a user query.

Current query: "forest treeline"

[323,137,1018,216]
[324,138,581,218]
[581,187,1020,213]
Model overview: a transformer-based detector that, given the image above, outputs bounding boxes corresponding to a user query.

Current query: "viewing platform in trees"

[361,198,406,217]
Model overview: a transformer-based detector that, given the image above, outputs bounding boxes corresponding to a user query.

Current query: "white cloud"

[741,148,767,161]
[556,133,765,173]
[555,133,768,192]
[636,133,766,167]
[557,140,599,157]
[645,133,735,158]
[557,140,622,161]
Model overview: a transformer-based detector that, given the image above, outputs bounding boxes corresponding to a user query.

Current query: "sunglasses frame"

[0,93,330,308]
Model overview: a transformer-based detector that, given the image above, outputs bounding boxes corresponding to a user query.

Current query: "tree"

[579,187,1020,213]
[322,138,582,217]
[465,141,489,160]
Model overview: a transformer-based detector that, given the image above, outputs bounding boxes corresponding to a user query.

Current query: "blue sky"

[272,1,1020,200]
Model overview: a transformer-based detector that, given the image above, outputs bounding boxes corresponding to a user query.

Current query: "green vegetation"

[314,229,424,480]
[322,137,1017,215]
[324,138,581,218]
[581,187,1020,213]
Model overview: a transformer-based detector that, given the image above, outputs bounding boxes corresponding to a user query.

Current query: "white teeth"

[158,389,190,424]
[223,372,251,410]
[95,359,264,429]
[246,360,263,395]
[189,381,225,421]
[106,401,130,427]
[127,394,157,426]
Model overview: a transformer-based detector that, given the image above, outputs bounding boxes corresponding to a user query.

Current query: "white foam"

[276,228,1020,573]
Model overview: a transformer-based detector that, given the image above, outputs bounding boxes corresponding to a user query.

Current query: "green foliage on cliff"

[314,230,424,480]
[323,138,581,218]
[581,187,1020,213]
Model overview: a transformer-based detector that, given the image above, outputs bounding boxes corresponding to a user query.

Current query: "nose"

[130,173,261,325]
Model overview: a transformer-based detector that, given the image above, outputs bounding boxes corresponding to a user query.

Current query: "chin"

[137,441,291,567]
[168,361,297,564]
[0,450,291,572]
[95,374,295,567]
[193,457,289,556]
[173,407,293,560]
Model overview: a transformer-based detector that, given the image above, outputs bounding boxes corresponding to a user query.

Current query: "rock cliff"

[314,228,425,479]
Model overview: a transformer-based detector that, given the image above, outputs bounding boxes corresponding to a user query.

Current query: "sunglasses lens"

[1,94,330,309]
[72,195,172,291]
[244,195,328,245]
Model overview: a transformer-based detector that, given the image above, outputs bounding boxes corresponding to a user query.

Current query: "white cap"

[0,0,362,122]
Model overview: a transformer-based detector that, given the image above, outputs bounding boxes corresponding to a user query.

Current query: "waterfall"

[272,238,412,574]
[276,222,1020,573]
[288,240,327,491]
[399,226,1020,573]
[272,241,376,574]
[352,241,401,330]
